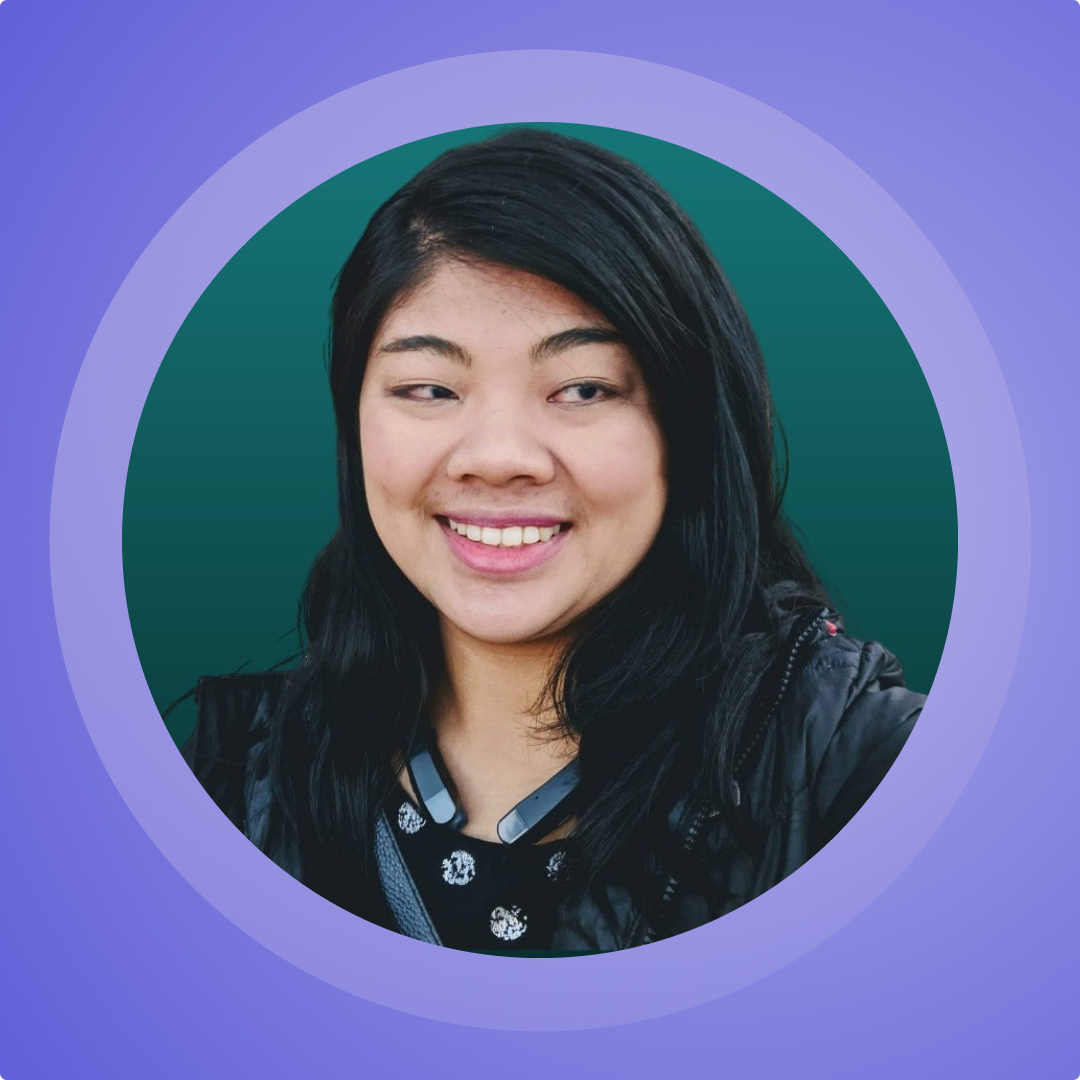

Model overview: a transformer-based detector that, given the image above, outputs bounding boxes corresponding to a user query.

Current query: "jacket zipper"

[638,608,831,945]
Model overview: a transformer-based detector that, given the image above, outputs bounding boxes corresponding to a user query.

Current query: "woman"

[184,128,923,952]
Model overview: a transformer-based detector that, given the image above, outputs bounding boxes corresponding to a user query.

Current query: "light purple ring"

[50,50,1028,1030]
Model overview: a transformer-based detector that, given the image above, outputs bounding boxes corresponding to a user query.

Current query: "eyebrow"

[376,326,625,366]
[377,334,470,364]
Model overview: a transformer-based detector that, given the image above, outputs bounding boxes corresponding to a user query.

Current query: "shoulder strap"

[374,810,443,946]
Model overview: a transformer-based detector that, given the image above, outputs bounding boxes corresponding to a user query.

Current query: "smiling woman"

[361,263,667,650]
[179,129,926,953]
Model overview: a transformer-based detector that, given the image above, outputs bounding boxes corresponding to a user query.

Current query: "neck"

[417,620,578,841]
[438,621,562,742]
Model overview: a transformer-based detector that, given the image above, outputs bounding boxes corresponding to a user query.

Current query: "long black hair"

[264,128,829,923]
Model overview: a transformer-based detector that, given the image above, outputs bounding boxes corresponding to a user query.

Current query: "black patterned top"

[392,787,569,953]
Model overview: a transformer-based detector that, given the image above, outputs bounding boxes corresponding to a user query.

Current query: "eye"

[549,382,617,405]
[390,384,458,402]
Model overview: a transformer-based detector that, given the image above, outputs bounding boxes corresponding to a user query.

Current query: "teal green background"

[122,124,957,746]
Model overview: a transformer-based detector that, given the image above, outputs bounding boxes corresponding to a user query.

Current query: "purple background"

[3,0,1077,1076]
[49,48,1024,1028]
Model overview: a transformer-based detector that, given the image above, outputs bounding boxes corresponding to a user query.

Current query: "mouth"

[436,515,572,574]
[442,516,571,548]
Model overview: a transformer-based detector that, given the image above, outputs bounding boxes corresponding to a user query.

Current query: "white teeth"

[446,520,564,547]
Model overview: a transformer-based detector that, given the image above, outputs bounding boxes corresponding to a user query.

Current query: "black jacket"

[183,610,923,950]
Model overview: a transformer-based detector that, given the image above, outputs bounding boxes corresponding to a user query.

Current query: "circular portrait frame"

[124,119,956,742]
[50,50,1029,1031]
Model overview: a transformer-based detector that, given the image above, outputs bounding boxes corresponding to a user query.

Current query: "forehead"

[376,260,612,344]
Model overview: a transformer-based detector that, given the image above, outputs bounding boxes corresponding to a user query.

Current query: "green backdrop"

[122,123,957,746]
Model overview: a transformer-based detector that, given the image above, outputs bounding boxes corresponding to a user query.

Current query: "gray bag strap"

[374,809,442,945]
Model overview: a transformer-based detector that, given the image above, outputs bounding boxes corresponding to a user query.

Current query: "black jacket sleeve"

[803,638,924,850]
[182,674,284,835]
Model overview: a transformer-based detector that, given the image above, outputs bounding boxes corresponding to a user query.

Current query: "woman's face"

[359,260,667,649]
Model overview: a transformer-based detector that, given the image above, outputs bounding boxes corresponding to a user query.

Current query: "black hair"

[263,128,829,928]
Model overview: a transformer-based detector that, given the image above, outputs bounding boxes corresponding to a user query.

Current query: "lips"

[437,515,571,575]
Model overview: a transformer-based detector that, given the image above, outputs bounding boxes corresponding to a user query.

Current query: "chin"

[442,607,573,649]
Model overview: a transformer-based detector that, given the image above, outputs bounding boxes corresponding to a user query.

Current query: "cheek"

[591,414,665,492]
[573,420,667,527]
[359,410,436,510]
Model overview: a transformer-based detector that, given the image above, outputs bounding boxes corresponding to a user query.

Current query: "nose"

[445,404,556,486]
